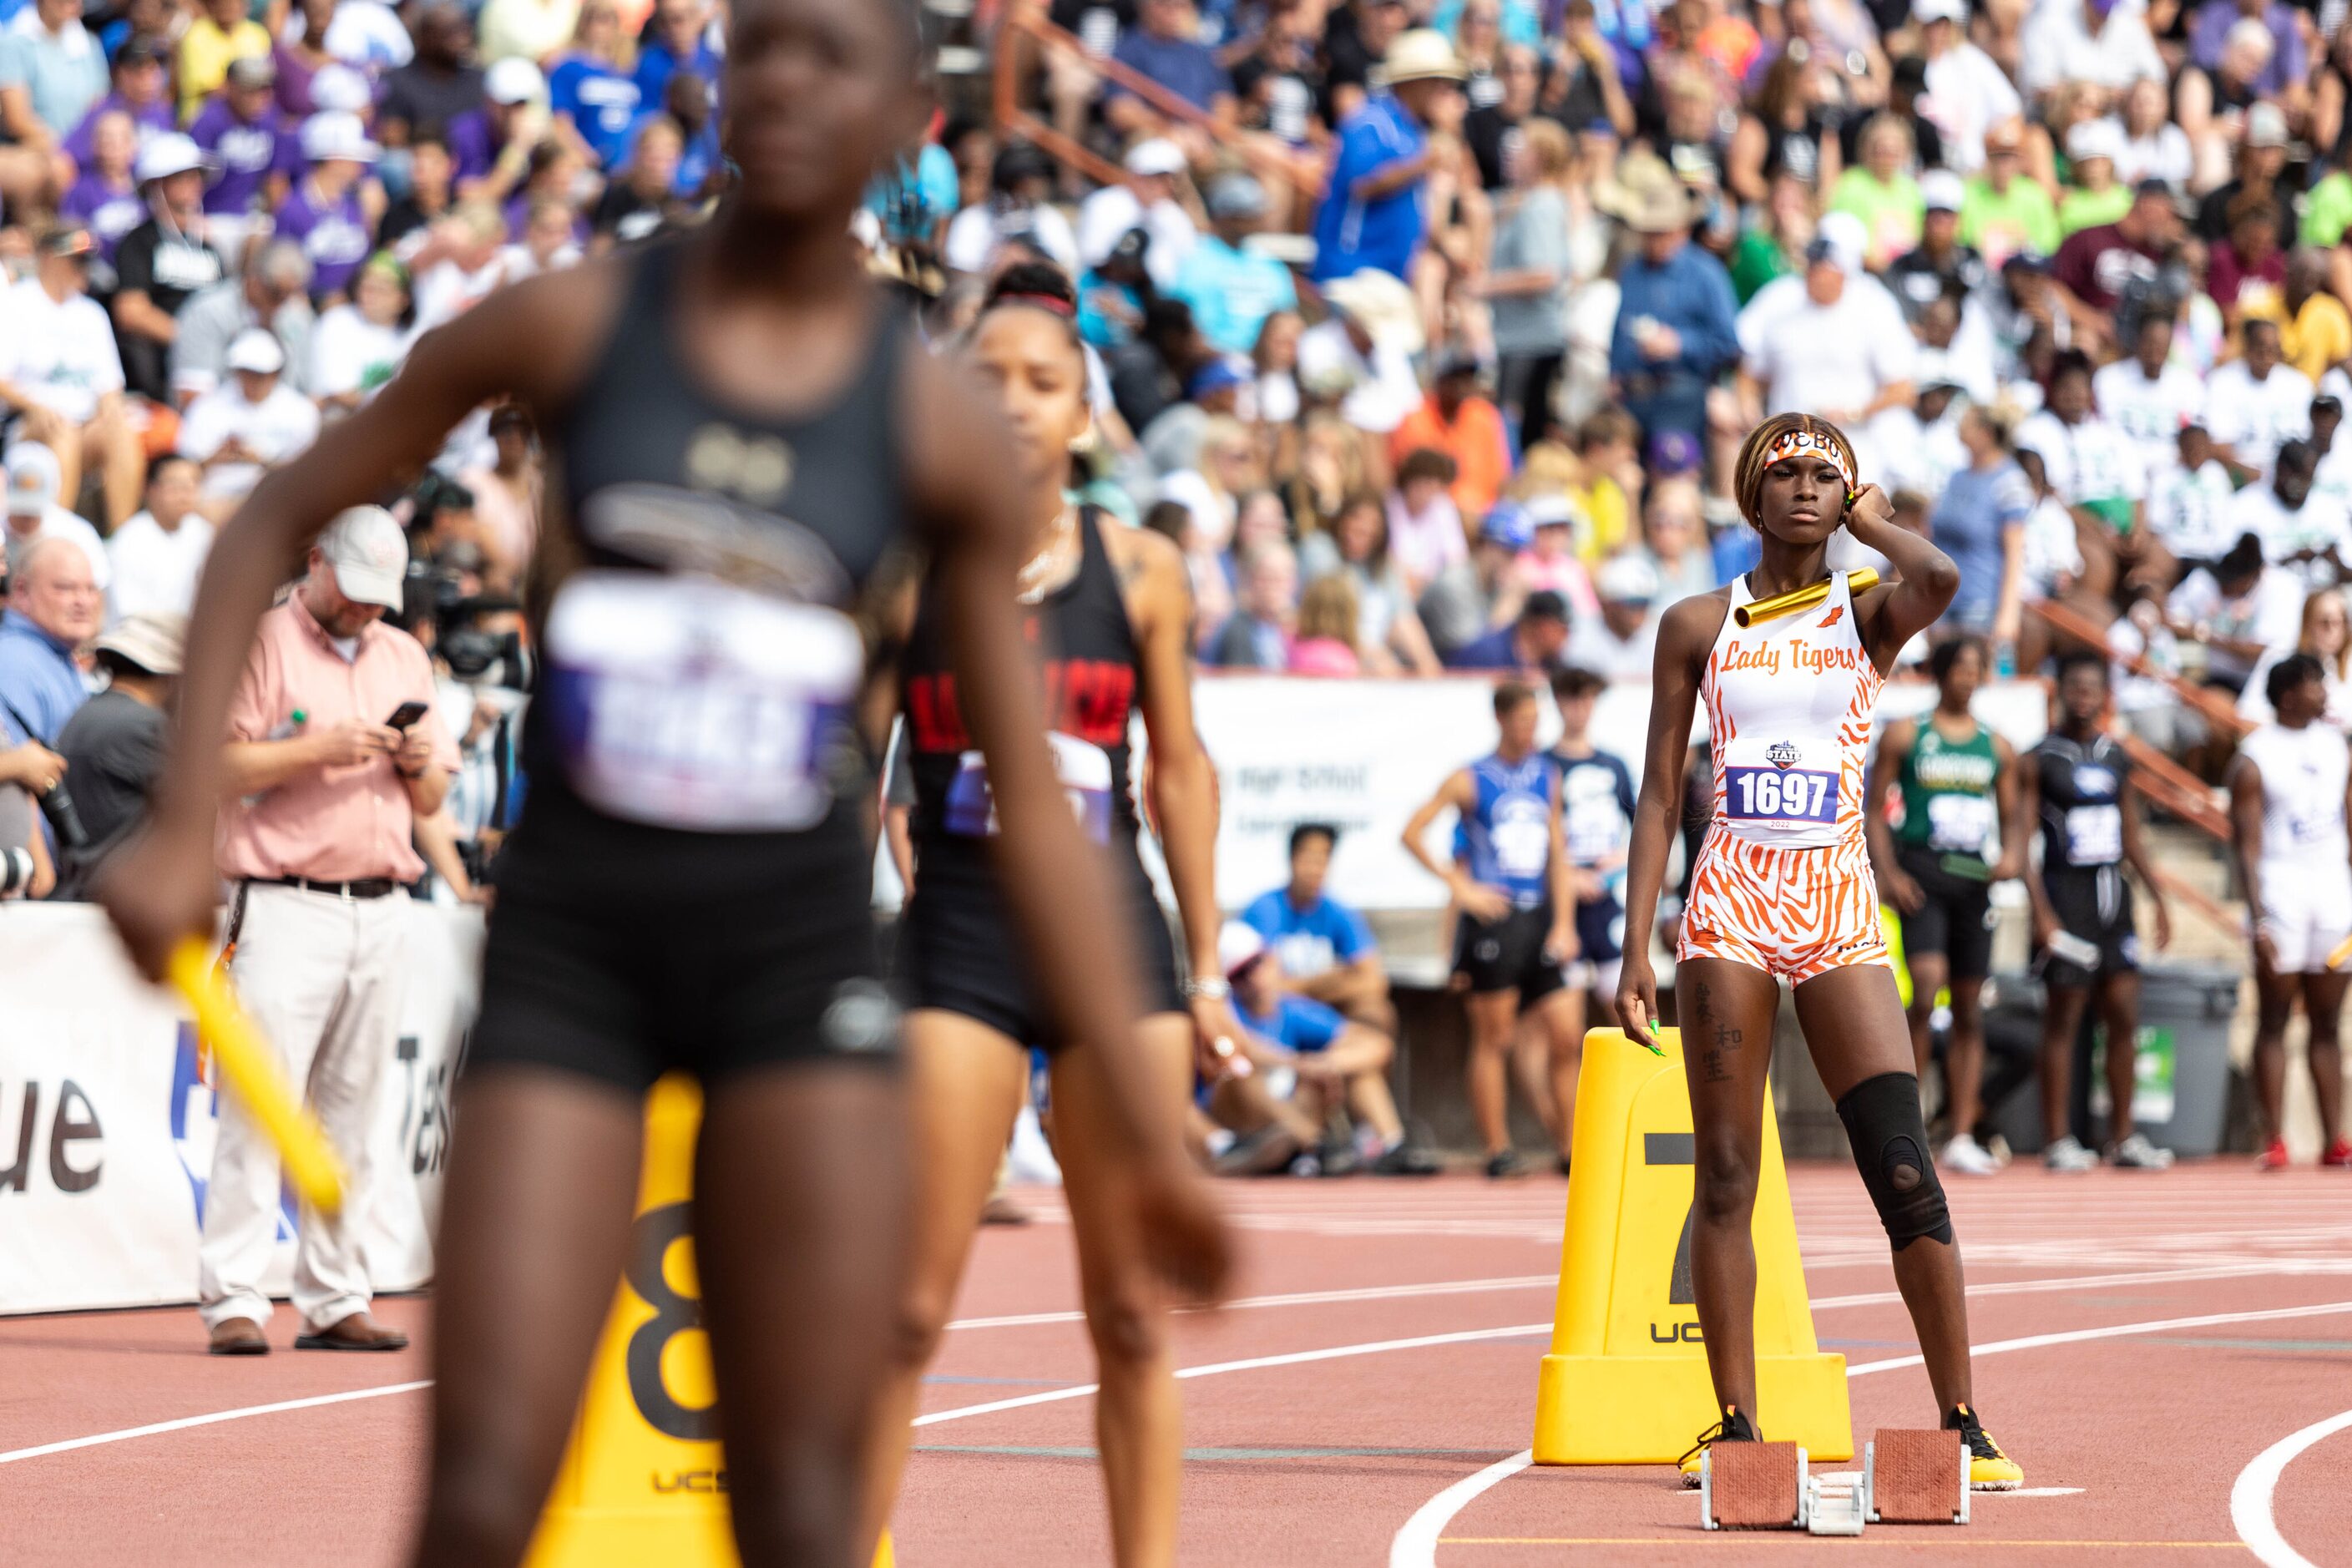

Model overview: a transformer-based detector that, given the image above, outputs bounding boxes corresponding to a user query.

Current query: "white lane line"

[1388,1300,2352,1568]
[1388,1453,1535,1568]
[946,1275,1557,1331]
[913,1323,1555,1429]
[0,1380,432,1467]
[2230,1407,2352,1568]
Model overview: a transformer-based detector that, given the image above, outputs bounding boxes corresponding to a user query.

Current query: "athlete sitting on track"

[2229,652,2352,1171]
[1616,412,2026,1490]
[1866,635,2026,1178]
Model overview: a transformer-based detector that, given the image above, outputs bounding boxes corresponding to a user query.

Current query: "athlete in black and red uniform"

[864,263,1238,1566]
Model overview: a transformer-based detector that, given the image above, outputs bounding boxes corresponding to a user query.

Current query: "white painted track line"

[2230,1407,2352,1568]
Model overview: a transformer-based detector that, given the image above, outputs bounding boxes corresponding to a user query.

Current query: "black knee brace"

[1834,1072,1953,1250]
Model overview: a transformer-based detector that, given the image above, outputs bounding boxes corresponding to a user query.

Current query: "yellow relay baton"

[166,936,348,1216]
[1732,567,1879,628]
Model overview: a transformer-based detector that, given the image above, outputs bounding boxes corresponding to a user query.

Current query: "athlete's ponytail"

[1732,412,1860,529]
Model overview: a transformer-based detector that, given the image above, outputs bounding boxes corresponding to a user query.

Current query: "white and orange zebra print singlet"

[1701,569,1883,852]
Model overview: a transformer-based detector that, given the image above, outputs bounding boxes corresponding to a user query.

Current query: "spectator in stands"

[377,6,483,151]
[277,112,384,304]
[1827,112,1920,269]
[1419,497,1525,656]
[1391,354,1512,521]
[1290,574,1365,675]
[1172,172,1296,356]
[0,0,109,201]
[113,134,229,407]
[190,56,296,264]
[1607,154,1740,448]
[633,0,720,112]
[1312,28,1465,285]
[50,610,180,898]
[589,115,686,250]
[1930,404,2032,642]
[2230,438,2346,585]
[2147,418,2239,564]
[0,534,99,766]
[60,34,169,175]
[107,455,210,622]
[458,403,539,584]
[1885,171,1985,324]
[1636,474,1718,603]
[1735,211,1914,461]
[1914,0,2019,173]
[2058,119,2132,240]
[1383,445,1469,594]
[547,2,640,172]
[2167,530,2304,694]
[1485,116,1574,452]
[178,329,323,513]
[0,222,142,529]
[478,0,580,68]
[4,443,106,591]
[1298,492,1444,674]
[1076,137,1198,291]
[1959,117,2057,271]
[200,505,453,1358]
[448,58,551,205]
[1211,539,1298,668]
[1105,0,1236,145]
[307,252,412,413]
[177,0,270,120]
[945,139,1081,277]
[1565,554,1660,682]
[1445,586,1569,673]
[2206,316,2313,483]
[2054,180,2177,346]
[1507,495,1600,620]
[2253,248,2352,383]
[2196,104,2294,250]
[175,241,316,407]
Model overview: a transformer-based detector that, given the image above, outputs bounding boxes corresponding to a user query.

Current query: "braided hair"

[1732,412,1859,529]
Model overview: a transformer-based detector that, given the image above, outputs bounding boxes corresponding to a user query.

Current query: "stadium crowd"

[2,0,2349,1176]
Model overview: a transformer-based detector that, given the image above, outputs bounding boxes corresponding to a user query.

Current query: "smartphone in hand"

[386,701,430,731]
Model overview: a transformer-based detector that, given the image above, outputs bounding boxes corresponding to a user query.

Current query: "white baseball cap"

[1218,919,1270,979]
[485,56,548,106]
[2248,101,2289,149]
[1808,209,1869,275]
[5,443,61,516]
[1124,137,1186,178]
[317,505,409,610]
[310,63,372,114]
[1919,169,1965,213]
[134,132,206,185]
[1596,553,1662,604]
[301,109,380,164]
[2066,118,2123,165]
[1913,0,1966,23]
[225,327,286,375]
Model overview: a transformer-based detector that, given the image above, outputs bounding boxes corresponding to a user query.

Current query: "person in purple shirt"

[447,56,549,200]
[275,110,380,300]
[58,109,144,260]
[631,0,721,112]
[190,55,296,225]
[61,35,174,174]
[2189,0,2306,96]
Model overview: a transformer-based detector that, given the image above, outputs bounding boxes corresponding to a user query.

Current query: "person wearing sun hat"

[1607,152,1741,448]
[1311,28,1467,283]
[49,610,186,898]
[275,112,380,301]
[113,134,230,403]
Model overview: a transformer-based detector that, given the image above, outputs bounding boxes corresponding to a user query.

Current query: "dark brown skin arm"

[1866,716,1920,913]
[2017,755,2059,943]
[1846,486,1962,673]
[2231,757,2269,969]
[99,264,598,979]
[2118,771,2171,949]
[1616,591,1726,1037]
[1990,734,2026,881]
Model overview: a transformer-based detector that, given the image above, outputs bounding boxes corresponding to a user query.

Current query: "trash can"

[1980,964,2239,1158]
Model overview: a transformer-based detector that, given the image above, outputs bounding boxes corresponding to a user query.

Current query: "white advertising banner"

[1171,675,2051,917]
[0,901,480,1317]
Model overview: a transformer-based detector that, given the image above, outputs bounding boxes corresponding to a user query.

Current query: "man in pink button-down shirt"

[202,505,456,1357]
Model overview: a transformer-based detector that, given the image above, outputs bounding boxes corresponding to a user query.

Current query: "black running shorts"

[467,792,896,1094]
[1894,843,1996,982]
[2040,866,2139,989]
[1454,903,1567,1000]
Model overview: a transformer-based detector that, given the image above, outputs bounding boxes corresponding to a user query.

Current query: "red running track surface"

[1,1163,2348,1565]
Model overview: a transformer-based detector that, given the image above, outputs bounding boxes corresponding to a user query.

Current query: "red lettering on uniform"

[906,660,1135,753]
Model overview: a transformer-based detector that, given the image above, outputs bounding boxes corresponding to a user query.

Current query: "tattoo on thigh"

[1702,1022,1742,1084]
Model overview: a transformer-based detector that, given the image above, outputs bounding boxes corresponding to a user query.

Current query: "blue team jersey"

[1550,747,1636,871]
[548,53,641,169]
[1235,993,1345,1055]
[1242,888,1374,981]
[1463,752,1556,908]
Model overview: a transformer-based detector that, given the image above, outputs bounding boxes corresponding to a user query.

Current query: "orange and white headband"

[1760,427,1857,498]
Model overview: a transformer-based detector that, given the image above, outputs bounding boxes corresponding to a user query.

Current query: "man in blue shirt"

[1171,171,1297,354]
[546,5,641,171]
[1312,28,1465,284]
[631,0,721,112]
[1205,921,1424,1176]
[1606,154,1740,445]
[1242,822,1391,1032]
[1105,0,1235,137]
[1444,589,1571,675]
[0,537,99,888]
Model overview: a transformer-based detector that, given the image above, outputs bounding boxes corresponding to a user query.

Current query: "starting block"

[1805,1470,1868,1536]
[1699,1442,1807,1530]
[1866,1429,1970,1525]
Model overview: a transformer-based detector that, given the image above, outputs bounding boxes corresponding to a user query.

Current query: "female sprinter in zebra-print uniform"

[1616,412,2025,1490]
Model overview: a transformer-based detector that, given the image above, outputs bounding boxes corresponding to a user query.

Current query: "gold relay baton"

[1733,568,1879,628]
[166,937,348,1215]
